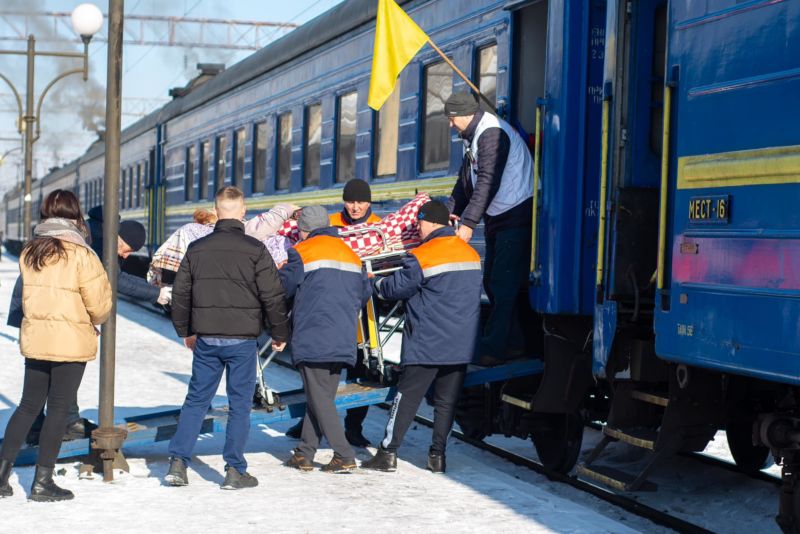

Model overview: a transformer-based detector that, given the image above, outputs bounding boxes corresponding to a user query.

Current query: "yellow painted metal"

[366,300,379,351]
[656,85,672,290]
[630,390,669,407]
[164,176,456,217]
[603,426,656,450]
[595,99,611,287]
[576,465,629,492]
[677,144,800,190]
[530,104,543,274]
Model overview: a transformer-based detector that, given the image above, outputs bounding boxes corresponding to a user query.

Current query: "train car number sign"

[688,195,729,224]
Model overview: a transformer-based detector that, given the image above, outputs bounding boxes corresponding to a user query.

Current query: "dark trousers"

[479,226,531,359]
[344,356,369,432]
[168,338,256,472]
[1,359,86,468]
[297,363,355,461]
[381,364,467,454]
[31,402,82,433]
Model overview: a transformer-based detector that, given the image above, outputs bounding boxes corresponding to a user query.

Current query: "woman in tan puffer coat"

[0,189,111,503]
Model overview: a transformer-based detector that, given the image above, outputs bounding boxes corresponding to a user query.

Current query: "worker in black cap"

[329,178,382,227]
[285,178,381,446]
[443,91,534,367]
[362,201,482,474]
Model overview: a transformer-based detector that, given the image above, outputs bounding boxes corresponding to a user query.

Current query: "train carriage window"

[185,145,196,201]
[253,122,267,194]
[336,92,357,183]
[276,112,292,191]
[215,135,227,192]
[304,104,322,187]
[234,128,246,190]
[120,169,127,209]
[199,140,210,199]
[128,166,134,208]
[375,85,399,177]
[135,164,141,208]
[139,162,146,207]
[477,44,498,112]
[422,61,453,172]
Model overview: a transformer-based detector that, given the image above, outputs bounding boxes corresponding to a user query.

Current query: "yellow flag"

[368,0,429,111]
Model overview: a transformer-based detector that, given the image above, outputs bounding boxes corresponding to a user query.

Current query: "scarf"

[33,218,95,254]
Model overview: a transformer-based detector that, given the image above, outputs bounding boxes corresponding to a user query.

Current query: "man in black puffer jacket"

[165,186,290,491]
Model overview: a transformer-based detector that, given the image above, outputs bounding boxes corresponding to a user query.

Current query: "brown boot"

[284,453,313,471]
[321,454,356,473]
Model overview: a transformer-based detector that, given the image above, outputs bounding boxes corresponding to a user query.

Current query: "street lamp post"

[0,3,103,240]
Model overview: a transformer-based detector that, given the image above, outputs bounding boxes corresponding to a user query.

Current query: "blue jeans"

[168,338,256,472]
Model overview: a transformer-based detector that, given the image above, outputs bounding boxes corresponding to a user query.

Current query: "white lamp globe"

[71,3,104,37]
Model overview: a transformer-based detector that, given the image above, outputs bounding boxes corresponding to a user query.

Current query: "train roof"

[79,0,411,163]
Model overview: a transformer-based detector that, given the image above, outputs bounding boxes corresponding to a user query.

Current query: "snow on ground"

[0,255,667,534]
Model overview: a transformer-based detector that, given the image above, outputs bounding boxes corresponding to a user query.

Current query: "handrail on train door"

[595,82,613,297]
[656,68,678,291]
[529,98,545,278]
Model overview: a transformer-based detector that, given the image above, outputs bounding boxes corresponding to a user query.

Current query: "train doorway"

[510,0,547,135]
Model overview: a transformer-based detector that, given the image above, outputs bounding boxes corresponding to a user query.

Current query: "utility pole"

[93,0,127,483]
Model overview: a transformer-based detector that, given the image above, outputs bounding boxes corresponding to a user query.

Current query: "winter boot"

[0,459,13,497]
[320,454,357,473]
[29,465,74,502]
[427,451,446,474]
[345,427,371,448]
[220,467,258,490]
[164,457,188,486]
[284,453,313,471]
[63,418,97,441]
[360,448,397,472]
[285,421,303,439]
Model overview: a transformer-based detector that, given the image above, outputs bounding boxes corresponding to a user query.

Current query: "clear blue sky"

[0,0,347,191]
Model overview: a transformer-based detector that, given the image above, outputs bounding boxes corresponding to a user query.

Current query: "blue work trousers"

[168,338,256,472]
[479,226,531,359]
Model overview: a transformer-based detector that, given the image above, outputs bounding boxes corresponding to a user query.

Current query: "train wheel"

[727,416,771,474]
[531,412,583,474]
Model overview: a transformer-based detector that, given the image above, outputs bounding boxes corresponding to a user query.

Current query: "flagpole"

[427,39,495,111]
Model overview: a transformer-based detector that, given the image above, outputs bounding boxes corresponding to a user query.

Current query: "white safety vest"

[468,113,533,216]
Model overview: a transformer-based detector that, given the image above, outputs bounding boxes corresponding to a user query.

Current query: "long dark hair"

[22,189,87,271]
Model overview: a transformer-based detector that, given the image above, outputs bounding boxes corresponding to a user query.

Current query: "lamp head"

[71,3,103,42]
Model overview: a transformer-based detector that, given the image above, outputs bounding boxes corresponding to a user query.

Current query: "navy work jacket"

[372,226,482,366]
[280,226,371,366]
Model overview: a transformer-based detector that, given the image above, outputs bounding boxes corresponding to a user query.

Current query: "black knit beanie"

[119,220,147,251]
[417,201,450,226]
[342,179,371,202]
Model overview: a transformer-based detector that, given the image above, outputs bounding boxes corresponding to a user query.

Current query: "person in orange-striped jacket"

[329,179,382,227]
[362,201,482,475]
[280,206,372,473]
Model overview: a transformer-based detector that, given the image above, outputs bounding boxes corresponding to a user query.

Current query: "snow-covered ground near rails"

[0,255,671,534]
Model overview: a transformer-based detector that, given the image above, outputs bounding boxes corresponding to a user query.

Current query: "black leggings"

[1,359,86,468]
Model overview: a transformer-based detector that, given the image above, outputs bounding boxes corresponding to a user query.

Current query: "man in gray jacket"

[445,92,533,366]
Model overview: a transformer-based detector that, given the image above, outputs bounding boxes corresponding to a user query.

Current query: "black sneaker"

[221,467,258,490]
[284,453,313,471]
[427,451,446,474]
[285,421,303,439]
[63,418,97,441]
[345,428,371,448]
[164,457,188,486]
[321,454,357,473]
[360,448,397,472]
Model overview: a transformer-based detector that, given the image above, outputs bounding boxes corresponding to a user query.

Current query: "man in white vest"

[444,92,533,366]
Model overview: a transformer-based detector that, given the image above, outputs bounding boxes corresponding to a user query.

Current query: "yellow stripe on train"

[161,176,456,217]
[677,145,800,190]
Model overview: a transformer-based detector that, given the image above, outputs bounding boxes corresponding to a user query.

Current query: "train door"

[593,0,667,377]
[145,144,166,251]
